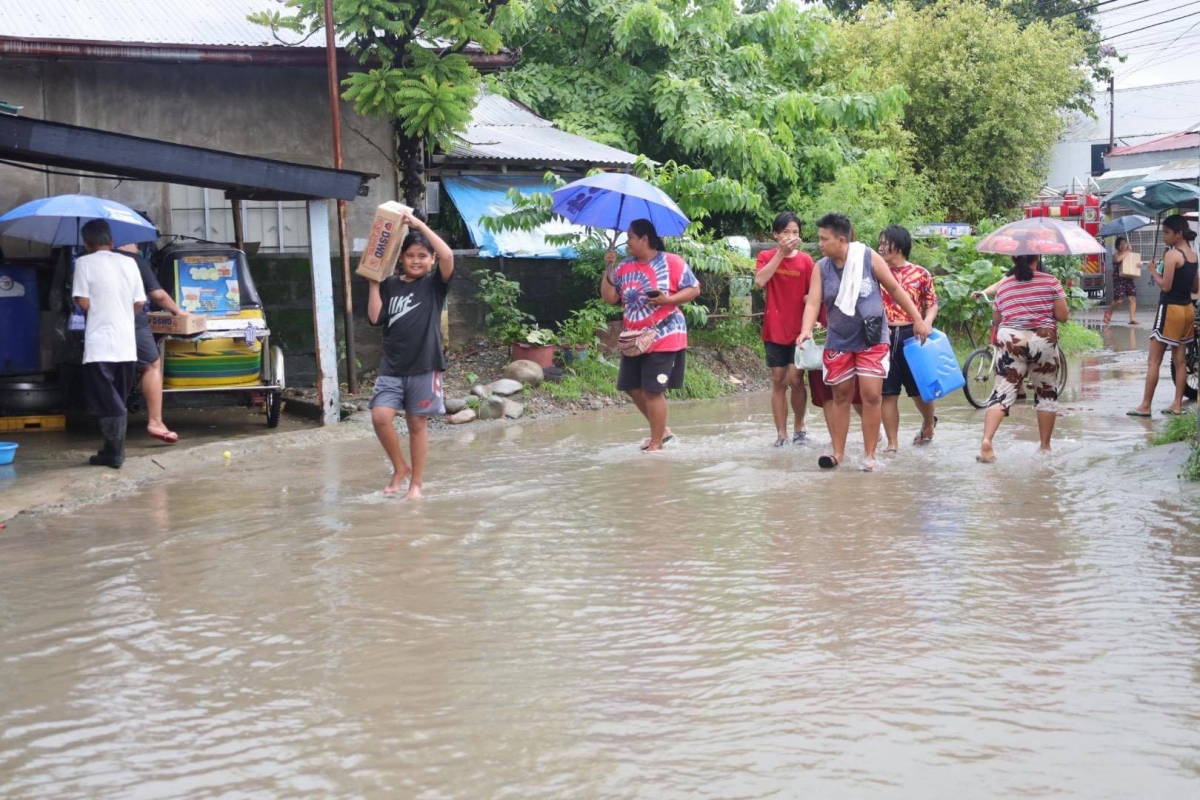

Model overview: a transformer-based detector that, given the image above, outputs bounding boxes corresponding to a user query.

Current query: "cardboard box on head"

[357,202,414,282]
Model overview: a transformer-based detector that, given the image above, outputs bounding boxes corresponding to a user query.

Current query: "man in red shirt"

[755,212,816,447]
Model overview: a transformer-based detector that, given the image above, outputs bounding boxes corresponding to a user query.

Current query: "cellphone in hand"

[645,290,662,298]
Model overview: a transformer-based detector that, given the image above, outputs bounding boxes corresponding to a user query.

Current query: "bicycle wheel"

[962,347,995,409]
[1169,339,1199,401]
[1055,346,1069,397]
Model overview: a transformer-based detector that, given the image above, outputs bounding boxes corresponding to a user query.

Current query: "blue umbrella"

[551,173,690,238]
[1099,214,1152,237]
[0,194,157,247]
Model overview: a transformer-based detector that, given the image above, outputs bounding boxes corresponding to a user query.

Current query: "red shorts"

[822,342,891,386]
[807,369,861,408]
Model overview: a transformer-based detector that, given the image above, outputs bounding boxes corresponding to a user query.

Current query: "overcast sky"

[1104,0,1200,89]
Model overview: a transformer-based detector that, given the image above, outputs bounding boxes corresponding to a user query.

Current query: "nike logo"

[387,294,420,327]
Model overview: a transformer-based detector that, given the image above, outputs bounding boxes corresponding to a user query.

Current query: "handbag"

[618,327,658,357]
[1118,251,1142,279]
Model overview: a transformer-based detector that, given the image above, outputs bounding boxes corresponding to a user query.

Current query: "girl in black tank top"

[1130,214,1199,416]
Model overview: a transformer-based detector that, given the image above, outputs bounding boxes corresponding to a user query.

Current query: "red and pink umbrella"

[975,217,1106,257]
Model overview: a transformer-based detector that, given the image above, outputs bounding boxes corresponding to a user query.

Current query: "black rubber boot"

[89,416,126,469]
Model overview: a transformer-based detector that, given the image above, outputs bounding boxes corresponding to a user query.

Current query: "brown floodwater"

[2,332,1199,797]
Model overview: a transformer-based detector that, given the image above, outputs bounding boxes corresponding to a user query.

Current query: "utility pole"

[1108,76,1115,153]
[324,0,358,395]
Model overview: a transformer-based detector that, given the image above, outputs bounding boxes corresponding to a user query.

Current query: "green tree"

[824,0,1108,84]
[837,0,1088,220]
[493,0,922,233]
[251,0,520,207]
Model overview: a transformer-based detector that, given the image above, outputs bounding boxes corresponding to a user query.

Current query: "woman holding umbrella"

[602,219,700,451]
[1105,236,1139,326]
[973,217,1100,462]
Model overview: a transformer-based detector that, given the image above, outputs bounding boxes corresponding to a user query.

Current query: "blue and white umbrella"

[551,173,690,238]
[0,194,157,247]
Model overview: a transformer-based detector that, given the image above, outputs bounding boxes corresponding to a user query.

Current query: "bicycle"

[960,293,1068,410]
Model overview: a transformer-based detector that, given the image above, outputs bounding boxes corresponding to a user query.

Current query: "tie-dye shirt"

[614,251,700,353]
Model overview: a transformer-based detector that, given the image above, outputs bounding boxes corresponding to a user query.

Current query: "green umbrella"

[1104,180,1200,215]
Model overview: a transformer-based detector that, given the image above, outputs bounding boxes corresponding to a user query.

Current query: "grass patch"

[1183,441,1200,482]
[1057,321,1103,355]
[690,320,766,357]
[538,357,621,402]
[668,361,739,400]
[1152,411,1197,446]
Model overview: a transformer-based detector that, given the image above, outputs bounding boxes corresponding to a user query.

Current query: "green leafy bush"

[557,300,613,348]
[475,269,533,344]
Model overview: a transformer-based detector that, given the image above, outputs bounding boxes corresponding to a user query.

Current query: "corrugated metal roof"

[0,0,300,48]
[445,92,638,166]
[1060,80,1200,143]
[1093,159,1200,194]
[1108,130,1200,157]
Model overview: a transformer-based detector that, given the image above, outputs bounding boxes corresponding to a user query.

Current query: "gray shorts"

[135,324,160,368]
[368,372,445,416]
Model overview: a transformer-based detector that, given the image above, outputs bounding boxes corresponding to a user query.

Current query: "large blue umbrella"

[1099,214,1152,237]
[551,173,690,238]
[0,194,158,247]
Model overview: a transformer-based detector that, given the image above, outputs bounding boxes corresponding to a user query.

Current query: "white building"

[1048,80,1200,194]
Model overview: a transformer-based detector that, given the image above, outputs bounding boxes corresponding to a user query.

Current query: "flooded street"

[2,330,1199,797]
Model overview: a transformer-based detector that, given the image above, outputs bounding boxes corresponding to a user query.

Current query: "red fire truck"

[1023,193,1104,295]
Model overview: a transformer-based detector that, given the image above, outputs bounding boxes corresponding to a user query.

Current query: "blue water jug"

[902,329,965,403]
[0,266,40,376]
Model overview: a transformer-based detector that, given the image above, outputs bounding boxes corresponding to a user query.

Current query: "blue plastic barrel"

[0,266,40,376]
[903,329,966,403]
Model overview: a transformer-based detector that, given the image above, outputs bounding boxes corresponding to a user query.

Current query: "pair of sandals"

[1126,408,1188,417]
[816,454,876,472]
[773,430,808,448]
[1102,311,1139,325]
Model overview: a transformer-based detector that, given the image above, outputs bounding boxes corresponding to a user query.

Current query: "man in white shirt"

[72,219,146,468]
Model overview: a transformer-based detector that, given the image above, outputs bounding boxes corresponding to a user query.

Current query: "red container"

[510,342,555,369]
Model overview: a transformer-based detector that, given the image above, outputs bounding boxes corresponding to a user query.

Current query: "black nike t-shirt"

[371,271,451,377]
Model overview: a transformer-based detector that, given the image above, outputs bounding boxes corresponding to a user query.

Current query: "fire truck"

[1023,193,1104,295]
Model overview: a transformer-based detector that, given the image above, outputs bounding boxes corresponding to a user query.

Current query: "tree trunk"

[395,123,425,211]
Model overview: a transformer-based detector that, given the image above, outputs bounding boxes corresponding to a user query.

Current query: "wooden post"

[307,199,340,425]
[231,197,245,250]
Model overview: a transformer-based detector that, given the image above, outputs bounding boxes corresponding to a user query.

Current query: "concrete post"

[307,199,340,425]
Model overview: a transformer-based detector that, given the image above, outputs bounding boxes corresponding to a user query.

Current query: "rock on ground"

[488,378,525,397]
[444,397,468,414]
[447,408,477,425]
[476,396,507,421]
[503,400,525,419]
[471,384,491,398]
[502,360,544,386]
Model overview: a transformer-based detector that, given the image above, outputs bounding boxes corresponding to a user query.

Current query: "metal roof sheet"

[1060,80,1200,143]
[1108,130,1200,157]
[445,92,638,166]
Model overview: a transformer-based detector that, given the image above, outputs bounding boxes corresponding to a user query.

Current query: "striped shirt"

[994,272,1066,330]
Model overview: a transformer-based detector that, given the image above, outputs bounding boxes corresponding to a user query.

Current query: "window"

[168,184,310,253]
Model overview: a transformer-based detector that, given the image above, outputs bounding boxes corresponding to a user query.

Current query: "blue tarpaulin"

[441,175,587,259]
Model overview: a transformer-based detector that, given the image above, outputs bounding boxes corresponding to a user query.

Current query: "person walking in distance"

[1105,236,1139,326]
[977,255,1069,463]
[877,225,938,452]
[366,211,454,498]
[1129,214,1199,417]
[72,219,147,468]
[603,219,701,452]
[796,213,930,471]
[754,212,817,447]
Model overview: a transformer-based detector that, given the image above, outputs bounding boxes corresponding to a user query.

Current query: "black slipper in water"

[818,454,839,469]
[773,437,787,448]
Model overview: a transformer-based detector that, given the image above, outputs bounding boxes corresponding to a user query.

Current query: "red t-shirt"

[756,249,816,345]
[994,272,1066,330]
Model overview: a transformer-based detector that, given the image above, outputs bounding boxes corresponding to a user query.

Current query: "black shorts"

[135,324,160,368]
[764,341,795,369]
[617,350,687,394]
[83,361,136,417]
[882,325,920,398]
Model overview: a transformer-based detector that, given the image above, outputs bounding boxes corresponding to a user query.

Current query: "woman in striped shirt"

[977,255,1069,463]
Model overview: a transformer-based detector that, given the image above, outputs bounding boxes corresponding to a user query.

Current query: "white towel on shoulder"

[834,241,867,317]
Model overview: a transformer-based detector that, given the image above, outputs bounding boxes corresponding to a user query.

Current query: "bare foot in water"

[405,483,425,500]
[384,467,411,496]
[976,440,996,463]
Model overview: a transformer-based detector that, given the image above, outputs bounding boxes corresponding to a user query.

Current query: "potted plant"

[556,302,611,363]
[511,326,558,368]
